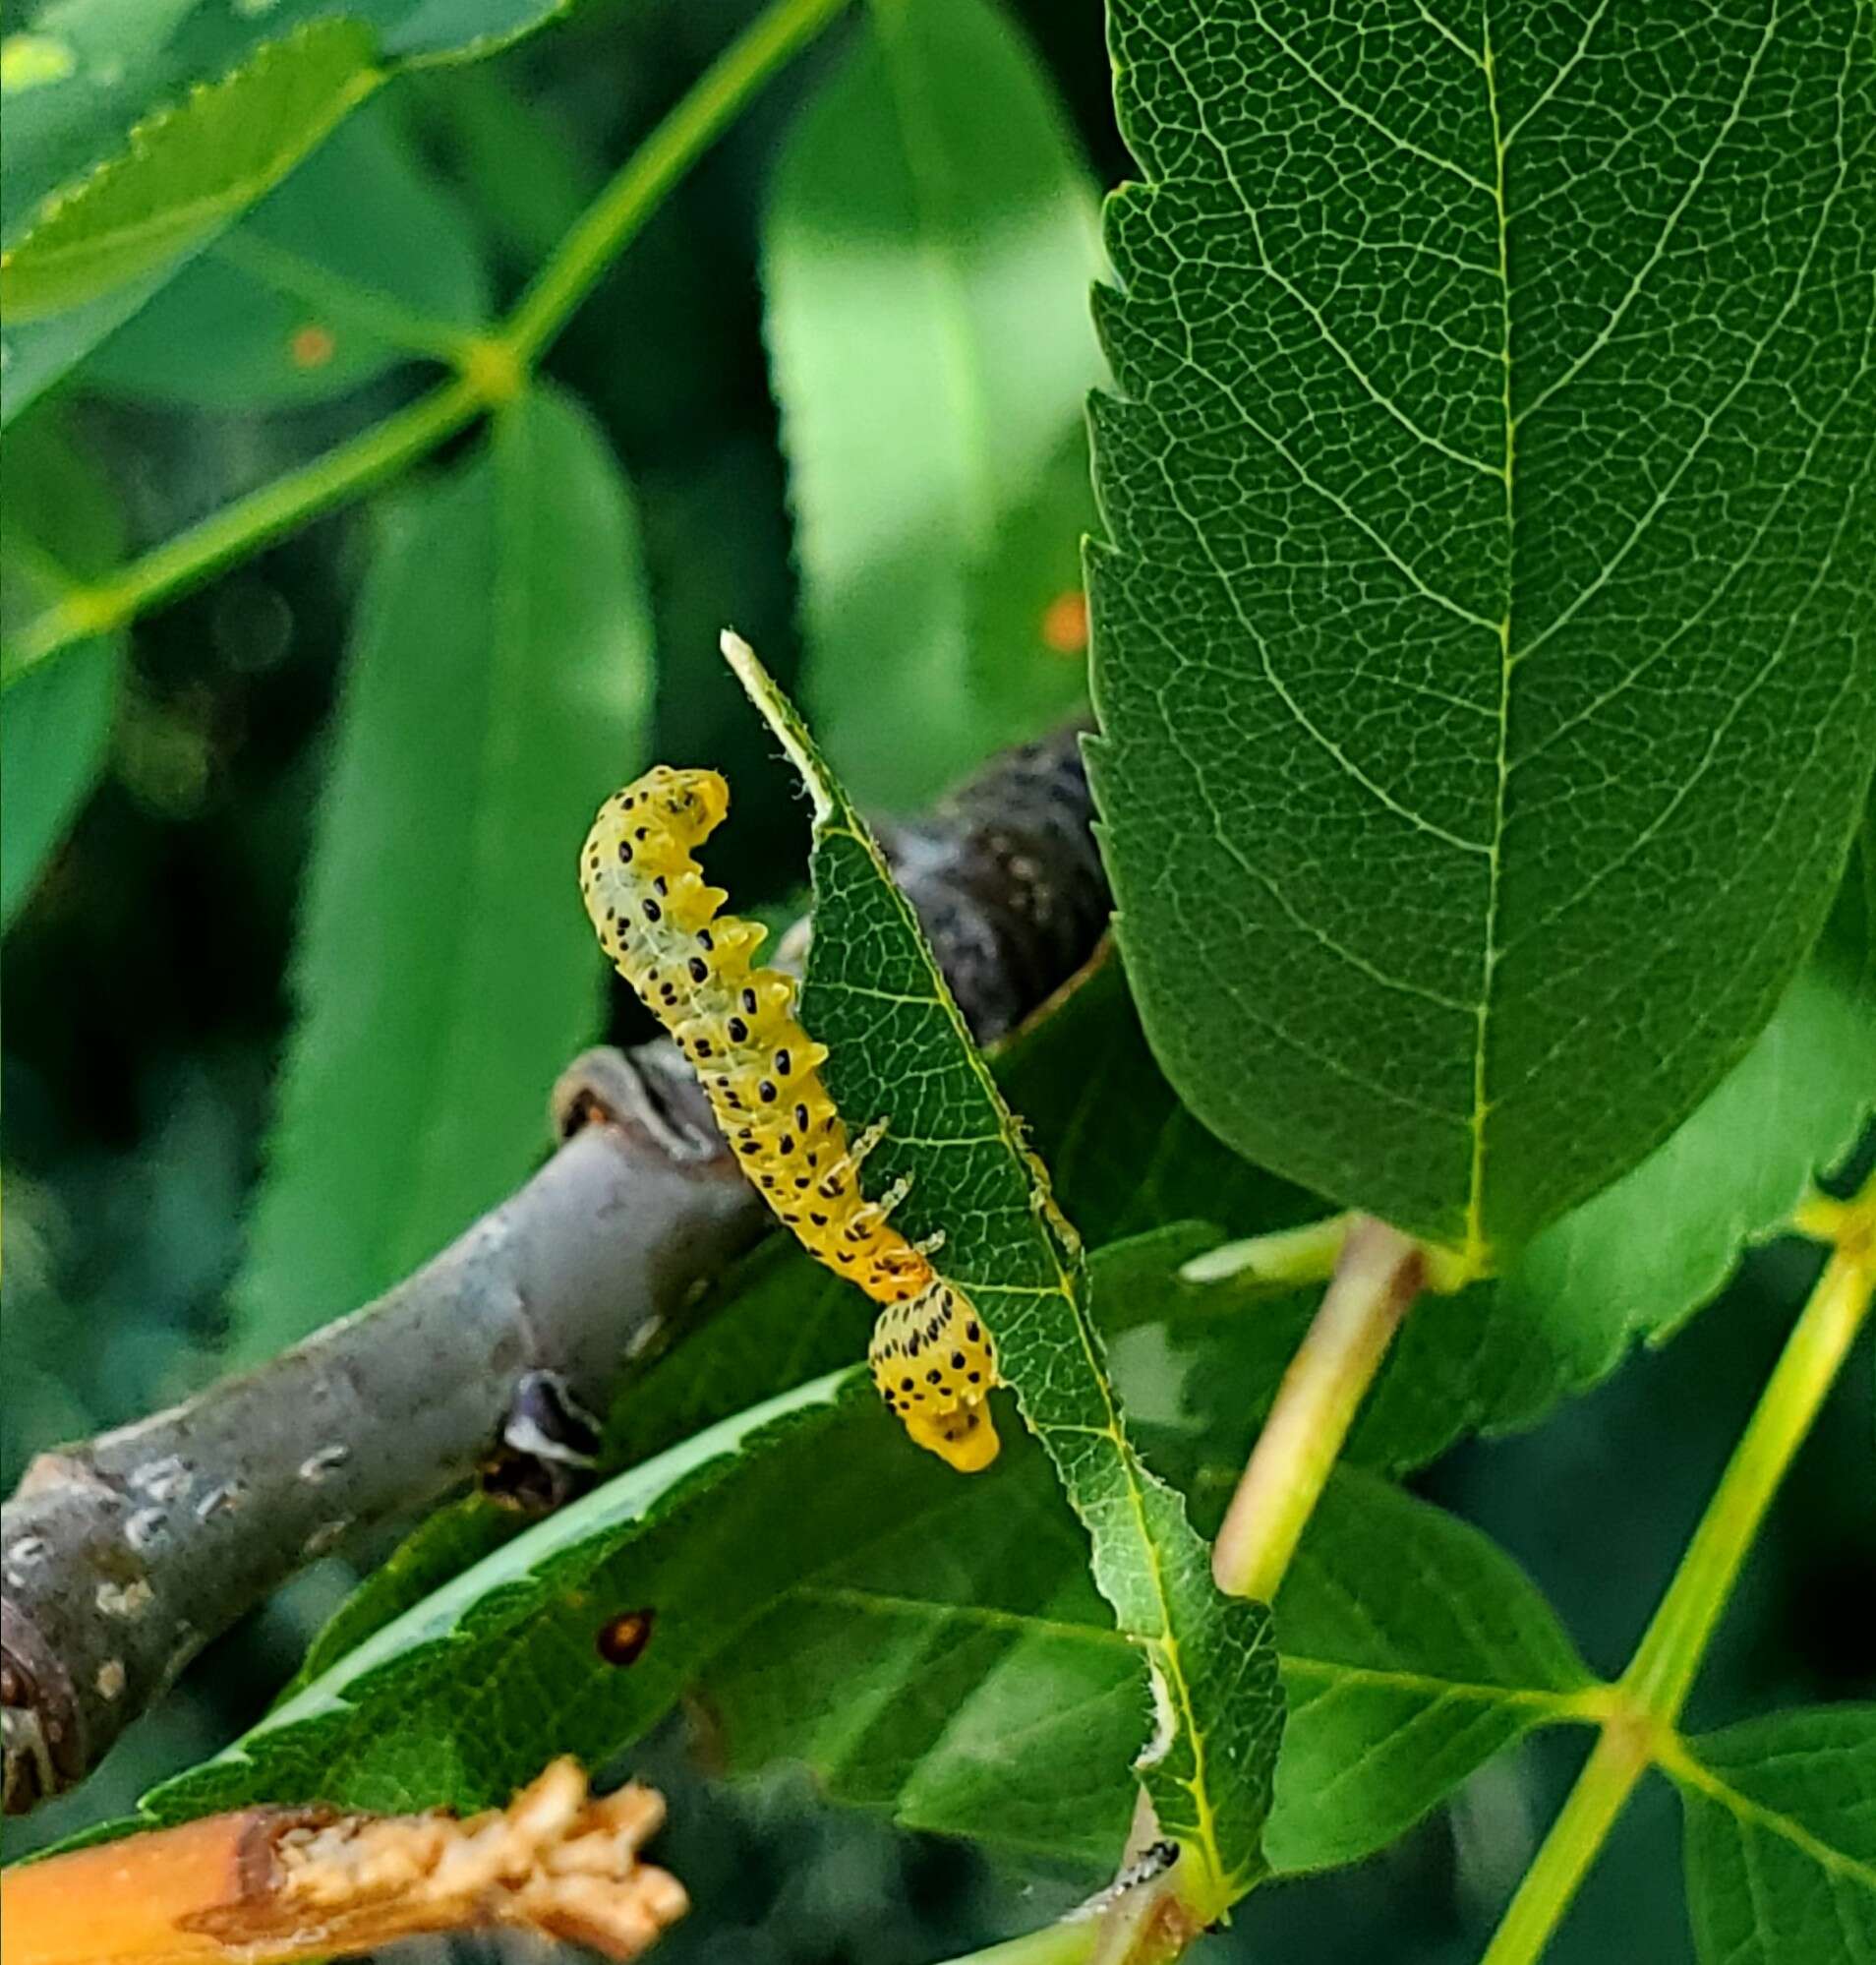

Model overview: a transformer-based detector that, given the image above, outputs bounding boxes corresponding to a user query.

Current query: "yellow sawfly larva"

[579,765,1000,1471]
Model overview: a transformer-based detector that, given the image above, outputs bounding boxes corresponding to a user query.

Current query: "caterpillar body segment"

[579,765,1000,1470]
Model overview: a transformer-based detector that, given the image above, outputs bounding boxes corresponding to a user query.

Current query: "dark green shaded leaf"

[765,0,1103,807]
[727,637,1280,1912]
[233,385,653,1358]
[85,100,490,407]
[0,415,122,924]
[1676,1706,1876,1965]
[701,1442,1594,1877]
[1086,0,1876,1262]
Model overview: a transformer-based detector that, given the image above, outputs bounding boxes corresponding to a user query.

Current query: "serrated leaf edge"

[0,18,382,320]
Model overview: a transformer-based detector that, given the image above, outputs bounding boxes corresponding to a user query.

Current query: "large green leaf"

[83,97,490,407]
[232,384,652,1358]
[725,636,1280,1913]
[0,414,123,925]
[1675,1707,1876,1965]
[0,0,566,420]
[764,0,1104,807]
[1085,0,1876,1264]
[698,1447,1595,1876]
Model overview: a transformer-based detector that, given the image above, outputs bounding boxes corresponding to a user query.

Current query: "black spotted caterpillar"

[580,766,1001,1471]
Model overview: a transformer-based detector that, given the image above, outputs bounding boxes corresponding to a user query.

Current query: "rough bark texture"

[2,723,1107,1816]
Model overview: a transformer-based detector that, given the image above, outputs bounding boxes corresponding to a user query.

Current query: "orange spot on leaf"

[1040,588,1088,654]
[289,324,336,370]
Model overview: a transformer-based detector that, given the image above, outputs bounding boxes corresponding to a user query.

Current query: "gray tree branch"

[2,724,1106,1816]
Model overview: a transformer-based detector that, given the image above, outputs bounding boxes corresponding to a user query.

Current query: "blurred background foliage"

[1,0,1869,1958]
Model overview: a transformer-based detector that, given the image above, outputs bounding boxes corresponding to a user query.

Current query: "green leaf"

[1260,1468,1593,1872]
[725,636,1281,1913]
[83,98,490,407]
[0,270,172,429]
[232,385,653,1358]
[698,1439,1594,1877]
[0,414,123,925]
[996,957,1317,1246]
[1085,0,1876,1263]
[1177,949,1876,1474]
[764,0,1104,808]
[0,0,567,421]
[281,1495,524,1701]
[695,1403,1146,1867]
[1675,1707,1876,1965]
[0,20,382,323]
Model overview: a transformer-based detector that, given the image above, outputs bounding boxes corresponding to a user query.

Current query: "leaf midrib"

[1462,15,1516,1271]
[738,622,1261,1895]
[825,811,1240,1886]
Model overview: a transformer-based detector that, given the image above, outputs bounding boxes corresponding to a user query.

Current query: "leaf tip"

[719,627,834,827]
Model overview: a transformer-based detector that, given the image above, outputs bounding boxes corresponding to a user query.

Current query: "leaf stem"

[2,377,485,683]
[1478,1170,1876,1965]
[1475,1720,1658,1965]
[502,0,849,365]
[1210,1215,1423,1601]
[2,0,851,686]
[1623,1194,1873,1725]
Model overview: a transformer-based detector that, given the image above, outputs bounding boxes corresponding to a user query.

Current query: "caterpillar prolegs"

[579,766,1001,1472]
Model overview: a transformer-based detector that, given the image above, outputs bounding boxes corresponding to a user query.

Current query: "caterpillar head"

[589,767,729,879]
[903,1399,999,1474]
[632,765,730,847]
[869,1281,1000,1473]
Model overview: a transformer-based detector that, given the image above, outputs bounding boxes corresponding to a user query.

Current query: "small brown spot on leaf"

[597,1608,655,1667]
